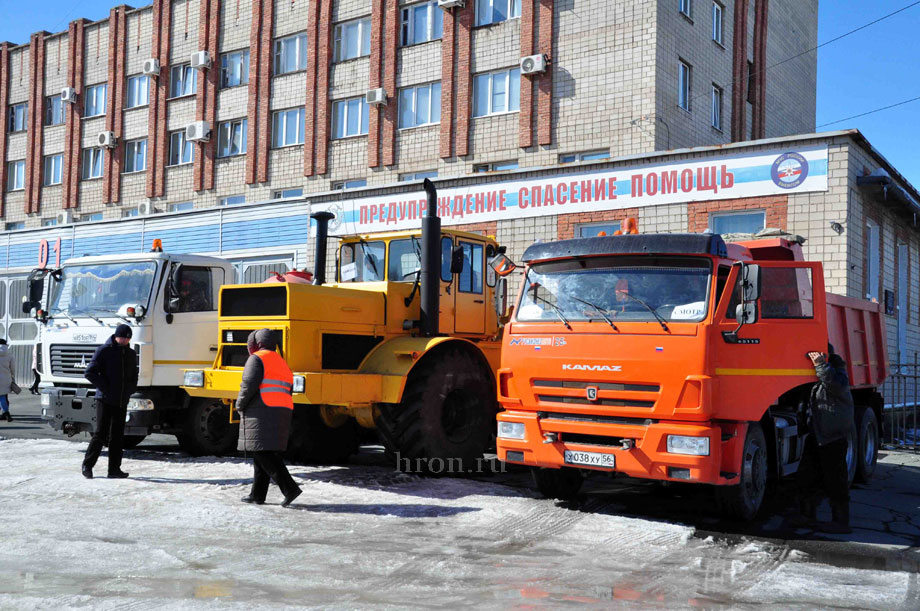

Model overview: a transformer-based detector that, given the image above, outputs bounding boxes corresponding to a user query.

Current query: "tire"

[532,467,583,500]
[286,407,358,464]
[845,423,858,487]
[376,345,496,472]
[855,407,879,483]
[716,422,768,521]
[123,435,147,449]
[176,398,239,456]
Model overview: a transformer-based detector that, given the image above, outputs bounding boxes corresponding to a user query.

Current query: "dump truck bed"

[826,293,889,389]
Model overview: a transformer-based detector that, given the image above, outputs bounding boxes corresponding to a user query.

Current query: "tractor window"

[388,238,422,281]
[440,237,452,282]
[339,241,385,282]
[458,242,483,294]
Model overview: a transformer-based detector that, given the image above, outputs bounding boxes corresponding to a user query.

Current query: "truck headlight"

[498,421,526,440]
[128,398,155,411]
[184,370,204,387]
[40,393,50,406]
[667,435,710,456]
[292,375,305,394]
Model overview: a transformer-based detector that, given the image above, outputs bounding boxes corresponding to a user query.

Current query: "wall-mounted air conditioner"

[56,210,74,225]
[138,202,157,216]
[186,120,211,142]
[520,54,548,75]
[142,58,160,76]
[97,131,117,148]
[190,51,211,69]
[365,88,387,106]
[61,87,78,103]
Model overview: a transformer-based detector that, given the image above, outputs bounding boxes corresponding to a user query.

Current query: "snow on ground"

[0,436,916,610]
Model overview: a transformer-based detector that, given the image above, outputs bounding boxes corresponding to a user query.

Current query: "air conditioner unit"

[138,201,157,216]
[61,87,78,103]
[56,210,74,225]
[520,54,548,75]
[97,131,117,148]
[190,51,211,69]
[438,0,465,8]
[142,58,160,76]
[365,88,387,106]
[186,120,211,142]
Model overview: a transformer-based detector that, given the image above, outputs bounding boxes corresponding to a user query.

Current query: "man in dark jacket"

[795,345,855,533]
[82,324,139,479]
[237,329,302,507]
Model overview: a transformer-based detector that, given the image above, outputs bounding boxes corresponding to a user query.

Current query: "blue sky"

[1,0,919,186]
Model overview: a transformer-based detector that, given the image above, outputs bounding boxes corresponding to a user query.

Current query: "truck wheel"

[845,424,857,487]
[532,467,583,500]
[123,435,147,449]
[716,423,768,521]
[855,408,879,483]
[286,408,358,464]
[176,398,239,456]
[376,346,496,471]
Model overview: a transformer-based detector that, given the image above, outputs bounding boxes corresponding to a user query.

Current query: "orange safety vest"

[254,349,294,409]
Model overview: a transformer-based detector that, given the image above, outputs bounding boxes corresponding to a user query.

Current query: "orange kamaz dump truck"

[494,233,888,519]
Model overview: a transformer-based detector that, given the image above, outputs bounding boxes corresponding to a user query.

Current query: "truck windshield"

[50,261,158,316]
[517,256,712,324]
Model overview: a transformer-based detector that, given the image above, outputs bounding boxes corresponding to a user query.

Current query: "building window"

[45,95,64,126]
[42,218,58,226]
[272,108,305,147]
[678,60,691,111]
[711,84,723,130]
[220,50,250,88]
[5,222,25,231]
[866,219,880,301]
[475,0,522,27]
[84,84,107,117]
[473,160,518,172]
[274,33,308,74]
[332,97,369,138]
[122,208,139,217]
[169,130,194,166]
[272,188,304,199]
[81,212,103,222]
[679,0,693,19]
[333,17,371,62]
[124,139,147,173]
[577,222,621,238]
[6,160,25,191]
[473,68,521,117]
[331,180,366,190]
[712,2,724,44]
[559,150,610,163]
[709,210,765,235]
[169,202,194,212]
[217,119,247,157]
[8,103,27,132]
[399,82,441,129]
[219,195,246,206]
[170,64,197,98]
[401,2,443,46]
[43,154,63,186]
[125,75,149,109]
[81,148,104,179]
[399,170,438,181]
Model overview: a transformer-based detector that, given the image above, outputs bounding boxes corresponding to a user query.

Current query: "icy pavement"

[0,437,918,610]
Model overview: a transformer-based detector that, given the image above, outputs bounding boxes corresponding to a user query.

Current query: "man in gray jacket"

[237,329,302,507]
[0,339,17,422]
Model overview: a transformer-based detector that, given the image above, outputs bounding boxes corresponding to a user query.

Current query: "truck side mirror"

[450,245,465,274]
[742,264,761,302]
[736,302,757,325]
[488,253,518,277]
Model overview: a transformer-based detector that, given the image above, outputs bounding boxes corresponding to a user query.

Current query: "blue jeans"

[0,395,8,413]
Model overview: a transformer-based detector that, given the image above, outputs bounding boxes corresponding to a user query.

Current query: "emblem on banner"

[771,152,809,189]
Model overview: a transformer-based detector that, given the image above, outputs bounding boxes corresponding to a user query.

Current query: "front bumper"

[41,388,160,436]
[497,410,736,485]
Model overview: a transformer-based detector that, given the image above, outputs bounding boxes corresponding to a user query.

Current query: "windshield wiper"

[69,307,104,325]
[50,309,79,325]
[570,297,618,331]
[358,239,380,280]
[615,291,670,332]
[97,307,133,324]
[529,293,572,330]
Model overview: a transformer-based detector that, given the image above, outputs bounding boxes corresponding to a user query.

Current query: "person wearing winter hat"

[81,324,139,479]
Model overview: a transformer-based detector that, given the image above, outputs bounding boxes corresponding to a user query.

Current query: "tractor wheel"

[716,423,768,521]
[532,467,583,500]
[123,435,147,449]
[286,407,359,464]
[176,398,239,456]
[855,407,879,483]
[376,346,496,472]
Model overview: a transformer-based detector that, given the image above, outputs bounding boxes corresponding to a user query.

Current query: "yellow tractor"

[182,180,507,467]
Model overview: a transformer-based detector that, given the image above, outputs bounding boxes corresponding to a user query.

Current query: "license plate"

[564,449,615,468]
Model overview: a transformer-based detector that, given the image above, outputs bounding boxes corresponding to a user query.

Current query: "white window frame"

[708,210,766,235]
[272,188,304,199]
[712,2,724,45]
[168,130,194,166]
[680,0,693,19]
[81,148,104,180]
[219,195,247,206]
[272,108,305,148]
[84,84,107,117]
[122,208,139,217]
[45,95,64,126]
[42,218,58,226]
[43,154,63,186]
[473,160,518,172]
[475,0,522,27]
[8,102,27,132]
[711,84,723,130]
[5,222,25,231]
[169,64,197,98]
[220,50,250,88]
[678,60,692,111]
[125,75,149,108]
[331,180,367,191]
[559,150,610,163]
[401,1,444,46]
[274,33,308,75]
[398,82,442,129]
[866,219,880,302]
[81,212,104,222]
[168,202,194,212]
[473,68,521,117]
[124,139,147,173]
[576,221,621,238]
[332,96,369,139]
[217,119,248,158]
[6,160,25,191]
[399,170,438,182]
[333,17,371,62]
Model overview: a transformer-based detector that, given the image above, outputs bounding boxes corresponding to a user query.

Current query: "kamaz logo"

[562,364,622,372]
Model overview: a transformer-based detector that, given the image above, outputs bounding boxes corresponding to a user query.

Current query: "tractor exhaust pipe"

[420,178,440,337]
[310,211,335,285]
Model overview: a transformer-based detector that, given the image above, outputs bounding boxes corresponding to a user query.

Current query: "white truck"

[29,246,238,455]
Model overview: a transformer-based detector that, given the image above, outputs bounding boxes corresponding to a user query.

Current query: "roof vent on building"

[142,58,160,76]
[365,88,387,106]
[520,54,548,75]
[56,210,74,225]
[437,0,465,8]
[61,87,78,104]
[97,131,117,149]
[190,51,211,69]
[186,120,211,142]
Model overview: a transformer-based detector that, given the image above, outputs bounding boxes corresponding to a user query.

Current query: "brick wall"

[687,195,787,233]
[556,207,641,240]
[25,32,46,214]
[0,42,10,216]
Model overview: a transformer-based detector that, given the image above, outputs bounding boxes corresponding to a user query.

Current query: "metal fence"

[880,358,919,450]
